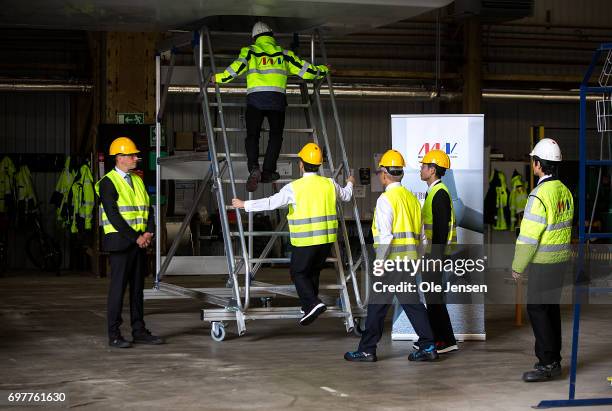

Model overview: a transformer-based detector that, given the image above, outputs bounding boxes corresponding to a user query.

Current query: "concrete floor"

[1,271,611,411]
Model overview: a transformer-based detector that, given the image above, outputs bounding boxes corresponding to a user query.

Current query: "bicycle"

[25,206,62,274]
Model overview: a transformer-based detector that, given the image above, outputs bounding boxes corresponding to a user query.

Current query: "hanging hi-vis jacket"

[94,169,149,235]
[495,171,509,230]
[509,174,528,231]
[0,156,16,213]
[15,165,37,214]
[52,156,76,225]
[287,175,338,247]
[215,35,329,94]
[70,163,95,233]
[511,178,574,273]
[422,182,457,255]
[372,184,421,260]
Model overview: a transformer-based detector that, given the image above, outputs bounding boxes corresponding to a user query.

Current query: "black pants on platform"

[107,244,147,339]
[358,302,435,355]
[290,243,332,311]
[527,262,565,365]
[245,105,285,173]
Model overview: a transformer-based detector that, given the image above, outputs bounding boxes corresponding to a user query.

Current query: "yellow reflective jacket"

[512,178,574,273]
[215,35,328,94]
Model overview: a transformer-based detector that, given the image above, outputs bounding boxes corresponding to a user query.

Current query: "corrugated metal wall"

[0,92,70,269]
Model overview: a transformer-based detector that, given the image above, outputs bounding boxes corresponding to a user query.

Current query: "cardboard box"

[174,131,195,150]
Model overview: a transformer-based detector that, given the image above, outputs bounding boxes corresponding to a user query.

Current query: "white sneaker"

[299,303,326,326]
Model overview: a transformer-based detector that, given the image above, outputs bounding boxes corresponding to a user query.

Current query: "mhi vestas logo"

[418,142,458,159]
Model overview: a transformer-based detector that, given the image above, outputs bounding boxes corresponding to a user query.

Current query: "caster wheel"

[353,318,365,337]
[211,322,226,342]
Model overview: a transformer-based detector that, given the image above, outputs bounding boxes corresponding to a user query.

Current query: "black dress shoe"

[261,170,280,183]
[246,169,261,192]
[132,330,165,345]
[523,362,562,382]
[109,337,132,348]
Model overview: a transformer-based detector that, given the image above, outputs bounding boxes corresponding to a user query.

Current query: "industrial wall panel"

[0,93,70,270]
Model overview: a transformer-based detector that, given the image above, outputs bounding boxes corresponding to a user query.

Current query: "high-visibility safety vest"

[509,174,528,231]
[215,35,329,94]
[54,156,76,224]
[71,164,95,233]
[512,178,574,273]
[494,171,509,230]
[422,182,457,255]
[0,156,16,213]
[287,175,337,247]
[94,169,149,235]
[15,165,37,214]
[372,185,421,260]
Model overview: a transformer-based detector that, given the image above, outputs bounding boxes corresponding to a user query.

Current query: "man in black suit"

[95,137,163,348]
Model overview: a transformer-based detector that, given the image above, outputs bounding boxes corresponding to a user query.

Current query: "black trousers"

[290,243,332,311]
[245,105,285,173]
[422,270,456,345]
[107,244,147,339]
[527,263,565,365]
[358,302,435,355]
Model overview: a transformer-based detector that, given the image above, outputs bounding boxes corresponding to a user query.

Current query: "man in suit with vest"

[95,137,163,348]
[344,150,438,362]
[232,142,354,325]
[512,138,573,382]
[213,21,328,193]
[418,149,458,354]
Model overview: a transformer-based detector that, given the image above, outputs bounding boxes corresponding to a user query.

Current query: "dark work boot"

[246,169,261,192]
[261,170,280,183]
[523,362,562,382]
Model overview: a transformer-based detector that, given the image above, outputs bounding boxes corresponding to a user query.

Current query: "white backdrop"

[389,114,486,341]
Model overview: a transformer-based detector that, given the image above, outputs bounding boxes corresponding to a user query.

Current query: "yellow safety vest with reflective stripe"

[372,185,421,259]
[422,182,457,255]
[215,35,328,94]
[71,164,95,233]
[509,174,528,231]
[287,175,337,247]
[94,170,149,235]
[512,179,573,273]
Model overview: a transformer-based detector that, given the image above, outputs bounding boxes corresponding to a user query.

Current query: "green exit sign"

[149,125,166,146]
[117,112,144,124]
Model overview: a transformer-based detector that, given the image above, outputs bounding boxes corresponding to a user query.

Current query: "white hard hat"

[530,138,562,162]
[252,21,273,38]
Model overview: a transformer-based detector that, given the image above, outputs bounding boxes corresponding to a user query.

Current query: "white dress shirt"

[538,174,552,185]
[244,172,353,212]
[114,167,128,178]
[427,178,441,193]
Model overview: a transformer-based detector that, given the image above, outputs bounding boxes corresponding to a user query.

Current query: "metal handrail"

[203,27,252,311]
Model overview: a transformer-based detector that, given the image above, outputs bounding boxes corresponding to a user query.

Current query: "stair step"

[209,102,309,108]
[221,178,292,184]
[214,127,314,133]
[230,231,290,236]
[245,257,337,264]
[217,153,299,159]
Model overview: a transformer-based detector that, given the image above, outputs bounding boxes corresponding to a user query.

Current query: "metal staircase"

[149,27,370,341]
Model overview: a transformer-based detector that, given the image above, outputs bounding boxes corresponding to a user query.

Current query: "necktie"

[125,174,134,189]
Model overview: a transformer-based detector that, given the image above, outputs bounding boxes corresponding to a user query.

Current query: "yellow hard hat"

[109,137,140,155]
[298,142,323,165]
[378,149,405,168]
[420,149,450,169]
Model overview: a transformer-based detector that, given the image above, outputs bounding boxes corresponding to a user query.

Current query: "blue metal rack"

[536,43,612,409]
